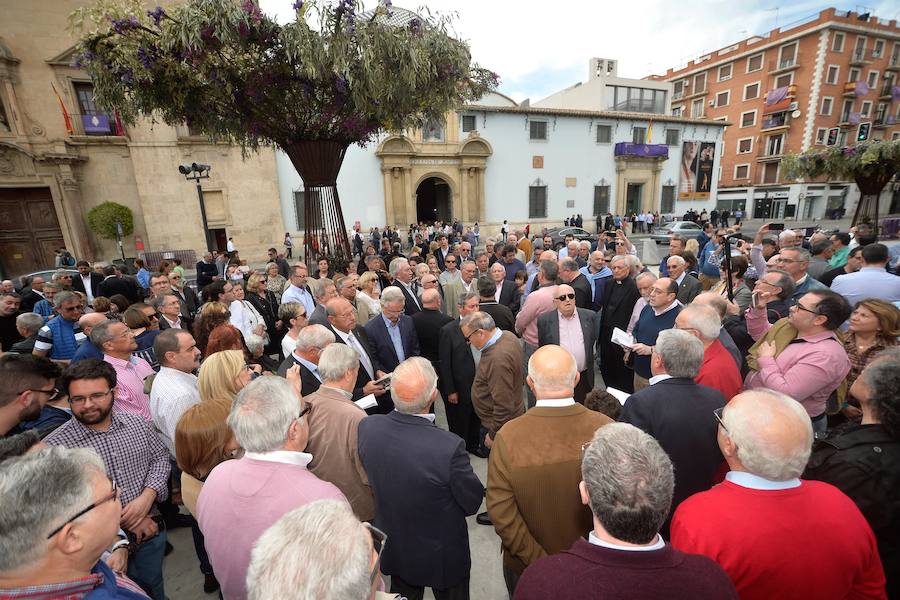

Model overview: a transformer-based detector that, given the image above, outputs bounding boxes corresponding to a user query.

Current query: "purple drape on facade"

[613,143,669,158]
[854,81,869,96]
[765,86,789,105]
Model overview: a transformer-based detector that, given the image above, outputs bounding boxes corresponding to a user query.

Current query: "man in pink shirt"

[92,319,155,420]
[515,257,561,408]
[744,289,851,436]
[197,377,346,600]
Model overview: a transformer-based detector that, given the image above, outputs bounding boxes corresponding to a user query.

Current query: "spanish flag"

[647,120,653,143]
[50,83,74,135]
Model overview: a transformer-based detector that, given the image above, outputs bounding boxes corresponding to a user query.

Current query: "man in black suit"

[195,252,219,289]
[439,291,483,455]
[477,277,515,333]
[619,328,726,537]
[667,255,702,305]
[558,258,593,311]
[72,261,103,305]
[489,263,521,315]
[97,265,140,303]
[432,233,455,272]
[388,257,421,316]
[412,288,453,381]
[358,357,484,600]
[19,276,46,313]
[168,272,200,322]
[537,284,598,403]
[275,323,334,397]
[323,297,389,413]
[363,287,421,374]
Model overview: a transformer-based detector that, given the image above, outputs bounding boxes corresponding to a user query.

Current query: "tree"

[70,0,497,265]
[86,201,134,240]
[782,140,900,234]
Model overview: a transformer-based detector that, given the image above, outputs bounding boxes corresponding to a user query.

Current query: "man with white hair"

[389,257,421,315]
[514,423,737,599]
[246,500,381,600]
[672,389,886,598]
[364,286,421,374]
[308,279,338,326]
[666,255,702,305]
[487,345,611,596]
[359,357,484,600]
[9,312,43,354]
[620,329,726,537]
[675,304,742,400]
[627,272,657,334]
[0,447,151,598]
[303,344,374,522]
[275,323,335,396]
[522,249,557,300]
[0,279,13,294]
[444,260,477,318]
[691,292,744,370]
[197,377,345,600]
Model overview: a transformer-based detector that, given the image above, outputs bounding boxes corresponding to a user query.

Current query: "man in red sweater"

[675,304,742,400]
[671,389,887,599]
[514,423,737,599]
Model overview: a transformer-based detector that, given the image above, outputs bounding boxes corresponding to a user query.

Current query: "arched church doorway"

[415,177,452,223]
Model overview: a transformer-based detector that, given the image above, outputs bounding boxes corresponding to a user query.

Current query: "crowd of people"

[0,215,898,600]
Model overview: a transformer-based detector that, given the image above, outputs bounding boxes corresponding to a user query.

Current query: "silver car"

[650,221,704,244]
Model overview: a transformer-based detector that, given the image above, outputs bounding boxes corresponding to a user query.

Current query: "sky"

[259,0,900,102]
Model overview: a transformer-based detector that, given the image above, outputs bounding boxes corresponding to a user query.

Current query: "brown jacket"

[304,385,375,521]
[472,330,525,436]
[486,403,612,573]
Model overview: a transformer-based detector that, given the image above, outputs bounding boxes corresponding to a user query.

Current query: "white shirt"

[161,315,182,330]
[243,450,313,468]
[409,412,437,422]
[226,239,236,253]
[589,531,665,552]
[648,374,673,385]
[281,332,298,360]
[335,328,375,379]
[726,471,801,490]
[535,397,576,407]
[149,366,201,455]
[282,284,316,316]
[653,300,681,317]
[80,274,95,305]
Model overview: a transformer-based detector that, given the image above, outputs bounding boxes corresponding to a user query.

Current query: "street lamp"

[178,163,213,253]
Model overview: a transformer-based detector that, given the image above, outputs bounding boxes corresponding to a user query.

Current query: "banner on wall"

[678,141,716,200]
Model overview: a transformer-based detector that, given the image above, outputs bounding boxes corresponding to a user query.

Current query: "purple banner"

[81,114,111,134]
[854,81,869,96]
[893,85,900,102]
[849,112,861,125]
[613,143,669,158]
[765,86,789,106]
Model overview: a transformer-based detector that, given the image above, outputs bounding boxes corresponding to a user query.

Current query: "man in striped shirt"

[91,320,155,421]
[32,291,85,362]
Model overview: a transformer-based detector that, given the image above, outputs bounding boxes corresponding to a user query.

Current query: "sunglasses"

[556,293,576,301]
[46,478,118,539]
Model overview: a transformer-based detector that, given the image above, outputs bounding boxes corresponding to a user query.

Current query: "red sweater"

[671,479,886,600]
[696,339,743,401]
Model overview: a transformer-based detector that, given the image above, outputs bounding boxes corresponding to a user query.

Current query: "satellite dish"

[791,110,802,119]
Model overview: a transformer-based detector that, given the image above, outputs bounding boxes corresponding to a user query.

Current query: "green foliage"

[782,139,900,186]
[87,201,134,240]
[69,0,498,151]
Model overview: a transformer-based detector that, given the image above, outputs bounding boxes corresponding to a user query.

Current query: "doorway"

[210,228,227,253]
[0,188,65,278]
[416,177,452,223]
[625,183,643,215]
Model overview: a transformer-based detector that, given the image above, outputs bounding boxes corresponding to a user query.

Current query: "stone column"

[402,168,415,227]
[381,167,395,226]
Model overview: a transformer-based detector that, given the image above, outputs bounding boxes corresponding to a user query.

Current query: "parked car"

[544,226,595,249]
[650,221,704,244]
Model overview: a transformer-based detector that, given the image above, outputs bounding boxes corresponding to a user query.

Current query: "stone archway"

[415,175,453,223]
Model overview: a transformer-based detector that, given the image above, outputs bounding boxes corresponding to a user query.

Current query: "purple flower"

[242,0,263,23]
[147,6,165,25]
[238,21,250,37]
[111,15,139,34]
[293,0,303,10]
[408,17,422,33]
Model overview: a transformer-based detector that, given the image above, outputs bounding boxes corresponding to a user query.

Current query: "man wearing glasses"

[46,359,171,599]
[32,291,86,362]
[0,353,61,437]
[168,271,199,322]
[537,285,598,404]
[629,278,682,392]
[92,320,156,420]
[0,447,153,599]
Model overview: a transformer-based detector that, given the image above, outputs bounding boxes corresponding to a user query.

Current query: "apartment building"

[649,8,900,221]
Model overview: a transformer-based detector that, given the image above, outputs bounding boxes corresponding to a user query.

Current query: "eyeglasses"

[46,478,118,539]
[648,288,670,295]
[463,328,481,344]
[170,275,182,280]
[69,389,113,405]
[556,293,576,301]
[792,303,819,316]
[363,523,388,584]
[297,404,312,420]
[713,407,729,434]
[21,386,60,401]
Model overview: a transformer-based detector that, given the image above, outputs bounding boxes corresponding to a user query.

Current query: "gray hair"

[723,388,812,480]
[89,319,122,348]
[295,324,335,353]
[624,255,643,275]
[635,271,658,285]
[265,261,279,272]
[15,313,44,336]
[388,257,408,277]
[654,329,704,378]
[317,344,359,382]
[457,290,479,308]
[539,260,559,281]
[528,347,578,391]
[460,311,495,332]
[781,247,811,262]
[764,269,796,300]
[678,304,721,341]
[693,292,727,320]
[665,255,686,267]
[380,286,405,308]
[559,258,579,273]
[245,334,266,355]
[150,292,175,311]
[858,348,900,437]
[582,423,674,544]
[246,500,371,600]
[228,377,304,453]
[391,357,438,414]
[0,447,107,571]
[53,290,79,309]
[313,281,336,302]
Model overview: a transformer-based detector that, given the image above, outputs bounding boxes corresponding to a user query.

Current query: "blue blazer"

[363,313,421,373]
[358,411,484,589]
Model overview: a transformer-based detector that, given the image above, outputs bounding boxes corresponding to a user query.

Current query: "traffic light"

[826,128,839,146]
[857,122,871,142]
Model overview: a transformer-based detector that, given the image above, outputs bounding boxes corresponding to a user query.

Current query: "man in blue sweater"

[629,278,681,391]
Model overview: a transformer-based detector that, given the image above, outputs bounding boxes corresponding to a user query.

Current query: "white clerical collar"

[244,450,313,468]
[648,374,673,385]
[409,412,436,422]
[535,398,576,407]
[726,471,801,490]
[588,531,665,552]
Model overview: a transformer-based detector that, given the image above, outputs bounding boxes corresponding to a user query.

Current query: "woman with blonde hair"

[265,262,288,296]
[842,299,900,413]
[194,301,232,357]
[685,238,700,257]
[198,349,255,411]
[175,401,239,515]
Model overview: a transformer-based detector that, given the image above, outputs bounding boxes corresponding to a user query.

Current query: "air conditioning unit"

[788,101,799,111]
[709,100,716,107]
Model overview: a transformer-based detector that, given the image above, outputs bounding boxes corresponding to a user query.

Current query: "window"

[841,99,854,121]
[596,124,611,143]
[674,80,687,100]
[73,82,111,135]
[528,184,547,218]
[747,52,764,73]
[854,36,867,61]
[815,128,828,145]
[820,96,833,116]
[873,39,885,58]
[774,73,793,89]
[423,119,444,142]
[661,184,675,213]
[734,164,750,179]
[861,101,872,118]
[593,185,610,215]
[743,82,760,100]
[832,32,845,52]
[632,127,646,144]
[779,43,798,68]
[825,65,839,85]
[848,67,860,82]
[604,86,667,113]
[718,64,733,81]
[461,115,476,132]
[737,138,753,153]
[693,72,707,93]
[665,128,680,146]
[740,109,757,127]
[767,134,783,156]
[672,106,683,117]
[867,71,879,89]
[691,98,704,118]
[715,90,730,107]
[529,120,547,140]
[0,95,9,132]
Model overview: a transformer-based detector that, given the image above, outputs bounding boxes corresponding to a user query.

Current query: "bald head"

[719,389,813,481]
[421,288,441,309]
[527,345,578,398]
[692,292,728,321]
[390,357,438,414]
[78,312,109,335]
[539,250,557,262]
[554,283,576,317]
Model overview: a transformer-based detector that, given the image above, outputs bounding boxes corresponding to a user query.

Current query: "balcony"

[887,56,900,72]
[613,143,669,159]
[756,150,783,163]
[838,111,861,127]
[760,112,790,132]
[673,90,684,101]
[684,86,709,100]
[769,56,800,74]
[849,49,870,66]
[881,83,897,100]
[843,81,869,98]
[763,84,797,114]
[873,112,896,128]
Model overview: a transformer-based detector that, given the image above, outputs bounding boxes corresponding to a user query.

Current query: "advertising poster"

[679,141,716,200]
